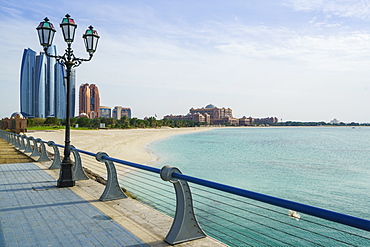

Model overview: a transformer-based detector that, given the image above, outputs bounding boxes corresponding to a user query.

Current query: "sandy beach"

[29,127,217,165]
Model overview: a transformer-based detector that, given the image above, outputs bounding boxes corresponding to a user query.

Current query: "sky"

[1,0,370,123]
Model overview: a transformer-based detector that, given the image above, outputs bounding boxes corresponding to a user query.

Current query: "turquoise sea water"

[146,127,370,245]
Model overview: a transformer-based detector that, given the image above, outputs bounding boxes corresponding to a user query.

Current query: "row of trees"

[27,116,207,129]
[24,117,370,128]
[272,121,370,126]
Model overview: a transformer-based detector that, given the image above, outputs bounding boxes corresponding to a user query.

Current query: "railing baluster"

[160,165,206,245]
[24,136,33,153]
[14,134,21,148]
[29,137,41,157]
[47,141,61,169]
[96,152,127,201]
[70,145,89,180]
[19,135,26,150]
[36,139,50,162]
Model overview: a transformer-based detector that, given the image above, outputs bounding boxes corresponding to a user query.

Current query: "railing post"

[5,131,9,142]
[36,139,51,162]
[13,133,18,146]
[5,132,10,143]
[19,135,26,151]
[24,136,33,153]
[95,152,127,201]
[29,137,41,157]
[160,165,206,245]
[10,133,16,146]
[2,131,6,141]
[0,130,5,141]
[7,132,12,144]
[5,131,10,142]
[70,145,89,180]
[14,134,21,148]
[9,133,13,145]
[47,141,61,169]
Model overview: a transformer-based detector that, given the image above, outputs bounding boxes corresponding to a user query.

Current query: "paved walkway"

[0,137,226,247]
[0,162,149,247]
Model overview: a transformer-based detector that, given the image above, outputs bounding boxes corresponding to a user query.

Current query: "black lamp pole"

[37,14,100,187]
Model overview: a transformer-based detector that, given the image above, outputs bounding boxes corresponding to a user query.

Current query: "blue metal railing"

[99,153,370,232]
[1,130,370,246]
[172,172,370,232]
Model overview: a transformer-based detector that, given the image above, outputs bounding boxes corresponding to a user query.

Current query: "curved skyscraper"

[20,45,75,119]
[34,52,46,118]
[54,61,66,119]
[20,48,36,118]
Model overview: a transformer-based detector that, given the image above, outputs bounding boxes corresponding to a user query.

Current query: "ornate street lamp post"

[36,14,100,187]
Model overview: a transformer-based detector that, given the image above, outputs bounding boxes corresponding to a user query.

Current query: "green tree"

[77,117,91,127]
[130,118,138,127]
[27,118,35,127]
[107,118,117,127]
[136,119,146,128]
[147,117,157,128]
[161,118,170,127]
[70,118,78,127]
[122,121,130,128]
[91,118,101,128]
[44,117,59,126]
[119,115,129,124]
[31,118,46,126]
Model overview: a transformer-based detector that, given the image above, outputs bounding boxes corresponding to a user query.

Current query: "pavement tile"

[0,163,149,247]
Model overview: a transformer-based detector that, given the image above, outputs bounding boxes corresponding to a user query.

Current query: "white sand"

[29,127,217,164]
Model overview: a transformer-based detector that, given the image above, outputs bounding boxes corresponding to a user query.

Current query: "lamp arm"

[43,47,63,60]
[73,53,93,62]
[71,54,93,68]
[42,46,94,69]
[43,47,93,68]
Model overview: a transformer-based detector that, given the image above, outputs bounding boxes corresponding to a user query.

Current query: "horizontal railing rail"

[1,129,370,246]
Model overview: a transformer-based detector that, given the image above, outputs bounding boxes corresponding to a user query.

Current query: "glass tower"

[20,48,36,118]
[20,45,75,119]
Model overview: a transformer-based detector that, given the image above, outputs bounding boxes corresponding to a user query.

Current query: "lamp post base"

[57,162,75,187]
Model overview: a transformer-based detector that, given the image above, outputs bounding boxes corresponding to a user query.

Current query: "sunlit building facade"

[79,83,100,118]
[100,106,111,118]
[164,104,278,126]
[112,106,132,119]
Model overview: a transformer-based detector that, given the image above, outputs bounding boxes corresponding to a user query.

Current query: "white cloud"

[287,0,370,20]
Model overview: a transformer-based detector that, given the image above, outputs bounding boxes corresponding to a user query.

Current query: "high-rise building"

[70,70,76,118]
[79,83,90,117]
[20,48,36,118]
[89,84,100,118]
[112,106,132,119]
[100,106,111,118]
[20,45,75,118]
[79,83,100,118]
[54,63,66,119]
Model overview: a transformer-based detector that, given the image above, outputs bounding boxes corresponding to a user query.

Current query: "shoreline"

[29,127,219,165]
[26,125,359,166]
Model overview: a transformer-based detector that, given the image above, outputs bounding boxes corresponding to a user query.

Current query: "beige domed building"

[1,112,27,134]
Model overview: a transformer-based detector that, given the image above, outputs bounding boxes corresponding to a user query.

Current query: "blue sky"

[1,0,370,122]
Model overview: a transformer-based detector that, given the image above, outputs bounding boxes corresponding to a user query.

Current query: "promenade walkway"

[0,142,225,246]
